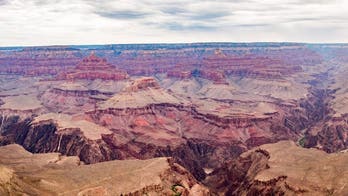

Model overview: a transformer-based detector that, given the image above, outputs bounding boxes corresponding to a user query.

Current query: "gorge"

[0,43,348,195]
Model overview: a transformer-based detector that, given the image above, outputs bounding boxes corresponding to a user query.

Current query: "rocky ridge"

[0,43,348,194]
[0,144,210,195]
[205,140,348,195]
[56,53,128,81]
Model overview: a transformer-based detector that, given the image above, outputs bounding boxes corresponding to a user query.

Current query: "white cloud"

[0,0,347,46]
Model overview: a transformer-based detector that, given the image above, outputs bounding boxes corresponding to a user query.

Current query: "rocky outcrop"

[200,70,227,84]
[204,147,270,195]
[51,88,112,98]
[125,77,161,91]
[0,116,117,163]
[0,46,80,77]
[1,43,348,195]
[205,141,348,195]
[299,74,348,153]
[0,144,210,196]
[0,113,250,181]
[0,43,325,82]
[167,69,192,79]
[57,53,129,81]
[304,119,348,153]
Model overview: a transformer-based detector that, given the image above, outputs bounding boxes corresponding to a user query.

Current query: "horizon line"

[1,41,348,48]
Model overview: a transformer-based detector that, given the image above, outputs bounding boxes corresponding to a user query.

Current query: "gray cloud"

[233,23,270,28]
[160,6,187,15]
[188,11,231,20]
[0,0,8,6]
[291,0,336,5]
[33,0,58,6]
[96,10,150,19]
[160,22,217,31]
[0,0,347,46]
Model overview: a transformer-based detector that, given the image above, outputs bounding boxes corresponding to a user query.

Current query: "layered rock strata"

[205,141,348,195]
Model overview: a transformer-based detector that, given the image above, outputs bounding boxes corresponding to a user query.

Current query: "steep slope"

[57,53,128,81]
[0,144,210,195]
[0,43,348,193]
[205,140,348,195]
[98,77,187,109]
[302,59,348,153]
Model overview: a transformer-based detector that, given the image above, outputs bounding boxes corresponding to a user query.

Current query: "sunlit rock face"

[0,43,348,194]
[0,144,210,195]
[205,141,348,195]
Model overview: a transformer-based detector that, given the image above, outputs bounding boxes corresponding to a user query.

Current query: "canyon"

[0,43,348,195]
[205,140,348,195]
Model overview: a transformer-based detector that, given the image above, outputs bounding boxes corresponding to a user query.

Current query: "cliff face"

[0,43,322,82]
[303,116,348,153]
[0,82,326,182]
[1,43,348,194]
[0,69,333,183]
[0,115,238,181]
[57,53,129,81]
[205,141,348,195]
[0,47,80,76]
[300,62,348,153]
[0,144,210,196]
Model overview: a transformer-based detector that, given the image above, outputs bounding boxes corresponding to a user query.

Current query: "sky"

[0,0,348,46]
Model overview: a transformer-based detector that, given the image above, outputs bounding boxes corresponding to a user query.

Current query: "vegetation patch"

[299,137,306,147]
[171,184,184,196]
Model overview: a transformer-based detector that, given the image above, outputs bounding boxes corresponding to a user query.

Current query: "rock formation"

[0,144,210,195]
[57,53,129,81]
[0,43,348,194]
[0,46,80,76]
[205,141,348,195]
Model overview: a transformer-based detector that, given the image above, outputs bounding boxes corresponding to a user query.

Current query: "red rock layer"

[57,53,128,80]
[167,69,192,79]
[126,77,160,92]
[0,47,80,76]
[0,44,324,82]
[110,45,321,81]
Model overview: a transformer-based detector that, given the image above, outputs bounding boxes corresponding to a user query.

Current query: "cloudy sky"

[0,0,347,46]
